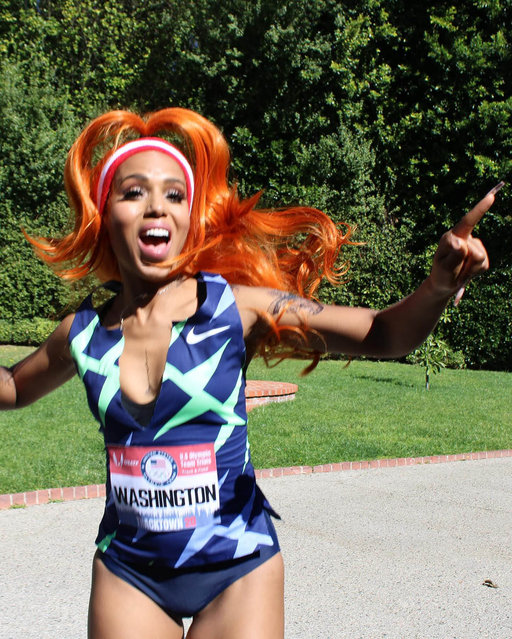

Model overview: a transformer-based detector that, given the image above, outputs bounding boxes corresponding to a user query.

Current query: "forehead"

[114,150,186,182]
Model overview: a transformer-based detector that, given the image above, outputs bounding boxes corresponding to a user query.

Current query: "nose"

[146,190,166,216]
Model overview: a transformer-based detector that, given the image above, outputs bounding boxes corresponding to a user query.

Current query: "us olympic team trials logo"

[141,451,178,486]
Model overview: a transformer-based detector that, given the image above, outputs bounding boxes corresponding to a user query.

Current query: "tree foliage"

[0,0,510,369]
[0,54,78,320]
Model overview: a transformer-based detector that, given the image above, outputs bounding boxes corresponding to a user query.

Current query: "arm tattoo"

[268,292,324,316]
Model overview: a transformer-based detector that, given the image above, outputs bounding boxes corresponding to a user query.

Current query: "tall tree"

[0,0,510,367]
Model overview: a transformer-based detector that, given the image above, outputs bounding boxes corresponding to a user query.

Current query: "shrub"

[0,318,58,346]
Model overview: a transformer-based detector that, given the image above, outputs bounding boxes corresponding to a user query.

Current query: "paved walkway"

[2,457,511,638]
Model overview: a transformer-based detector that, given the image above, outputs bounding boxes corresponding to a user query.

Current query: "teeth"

[142,228,170,239]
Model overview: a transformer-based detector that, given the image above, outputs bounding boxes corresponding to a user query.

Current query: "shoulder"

[232,284,323,318]
[44,313,76,360]
[70,284,121,332]
[231,284,270,317]
[230,285,303,340]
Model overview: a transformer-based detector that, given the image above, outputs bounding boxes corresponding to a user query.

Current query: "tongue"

[138,236,170,261]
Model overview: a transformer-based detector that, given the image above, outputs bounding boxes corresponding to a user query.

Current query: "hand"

[430,181,504,306]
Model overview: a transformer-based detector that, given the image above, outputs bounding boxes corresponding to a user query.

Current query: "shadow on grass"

[352,374,417,388]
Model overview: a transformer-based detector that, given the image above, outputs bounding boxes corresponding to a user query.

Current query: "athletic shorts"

[98,511,280,621]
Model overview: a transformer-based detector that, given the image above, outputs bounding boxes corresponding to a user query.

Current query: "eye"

[122,186,144,200]
[166,188,186,203]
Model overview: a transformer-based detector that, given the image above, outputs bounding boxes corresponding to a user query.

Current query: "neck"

[119,277,184,331]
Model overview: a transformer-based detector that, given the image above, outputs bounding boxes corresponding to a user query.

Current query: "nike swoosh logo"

[185,325,230,344]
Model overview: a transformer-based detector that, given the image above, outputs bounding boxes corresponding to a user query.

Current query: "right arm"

[0,314,77,410]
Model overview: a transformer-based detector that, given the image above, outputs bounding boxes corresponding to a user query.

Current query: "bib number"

[108,443,220,532]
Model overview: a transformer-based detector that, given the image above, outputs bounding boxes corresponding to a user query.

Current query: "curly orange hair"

[28,107,352,298]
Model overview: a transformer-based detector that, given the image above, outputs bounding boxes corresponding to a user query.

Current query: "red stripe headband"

[96,138,195,215]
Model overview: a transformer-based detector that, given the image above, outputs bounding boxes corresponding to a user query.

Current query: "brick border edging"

[2,449,511,510]
[0,483,106,510]
[253,448,512,478]
[245,380,298,412]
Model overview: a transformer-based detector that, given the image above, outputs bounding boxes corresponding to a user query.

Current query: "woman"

[0,107,498,639]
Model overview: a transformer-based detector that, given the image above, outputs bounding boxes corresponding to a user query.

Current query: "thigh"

[187,552,284,639]
[88,552,184,639]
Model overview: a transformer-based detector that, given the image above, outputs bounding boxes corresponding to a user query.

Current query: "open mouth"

[140,228,170,244]
[138,227,171,261]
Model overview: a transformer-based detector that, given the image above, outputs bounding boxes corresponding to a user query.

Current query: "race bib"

[108,443,220,532]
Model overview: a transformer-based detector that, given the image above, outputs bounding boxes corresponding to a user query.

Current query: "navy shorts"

[98,513,280,621]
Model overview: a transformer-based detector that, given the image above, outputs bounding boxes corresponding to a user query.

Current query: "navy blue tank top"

[68,272,276,568]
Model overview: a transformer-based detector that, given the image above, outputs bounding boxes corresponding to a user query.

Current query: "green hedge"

[0,318,59,346]
[0,1,510,369]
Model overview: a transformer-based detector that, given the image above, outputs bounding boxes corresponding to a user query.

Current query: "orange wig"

[28,107,352,297]
[28,108,353,367]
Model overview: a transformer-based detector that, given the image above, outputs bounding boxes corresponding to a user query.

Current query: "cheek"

[175,214,191,243]
[105,214,132,258]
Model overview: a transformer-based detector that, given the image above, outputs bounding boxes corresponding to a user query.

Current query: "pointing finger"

[452,181,504,239]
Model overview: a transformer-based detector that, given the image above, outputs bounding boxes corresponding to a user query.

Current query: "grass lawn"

[0,346,105,494]
[247,358,512,470]
[1,345,511,494]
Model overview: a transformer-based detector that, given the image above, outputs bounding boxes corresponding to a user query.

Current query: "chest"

[119,322,173,403]
[70,274,248,436]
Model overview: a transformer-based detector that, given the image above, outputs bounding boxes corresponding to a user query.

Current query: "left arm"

[236,280,451,360]
[235,185,499,359]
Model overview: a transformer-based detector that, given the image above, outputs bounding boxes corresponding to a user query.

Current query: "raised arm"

[0,315,77,410]
[236,184,500,359]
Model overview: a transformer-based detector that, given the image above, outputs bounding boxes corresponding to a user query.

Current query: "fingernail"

[453,287,465,307]
[488,181,505,196]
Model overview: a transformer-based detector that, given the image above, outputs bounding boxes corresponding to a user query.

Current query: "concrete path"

[1,457,511,638]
